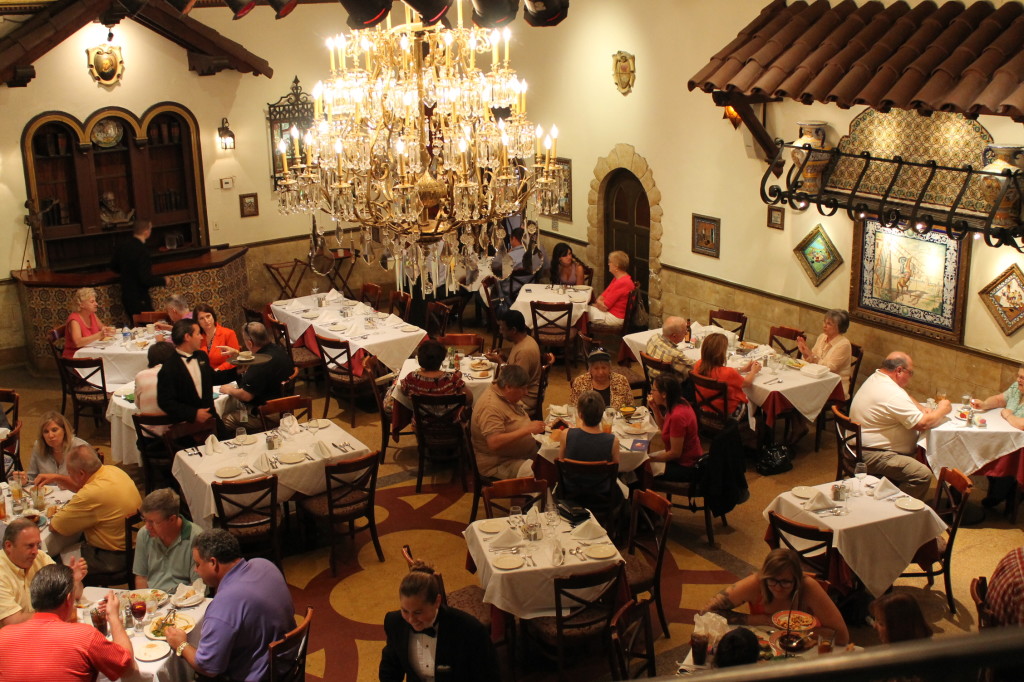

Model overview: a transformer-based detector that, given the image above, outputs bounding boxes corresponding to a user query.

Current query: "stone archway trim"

[586,143,664,324]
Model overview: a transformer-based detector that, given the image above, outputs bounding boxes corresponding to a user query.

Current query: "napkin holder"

[557,501,590,525]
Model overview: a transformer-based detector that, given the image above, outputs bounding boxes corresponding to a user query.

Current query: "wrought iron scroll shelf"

[760,141,1024,251]
[267,76,314,191]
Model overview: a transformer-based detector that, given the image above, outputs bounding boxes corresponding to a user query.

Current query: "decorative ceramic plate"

[791,486,817,499]
[278,452,306,465]
[896,497,925,511]
[91,118,123,147]
[135,640,170,662]
[215,466,242,479]
[493,555,524,570]
[145,613,195,641]
[584,545,616,559]
[478,519,506,533]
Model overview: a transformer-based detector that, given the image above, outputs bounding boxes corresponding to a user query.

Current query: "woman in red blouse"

[588,250,634,326]
[194,304,240,369]
[63,287,114,358]
[693,332,760,419]
[646,373,703,482]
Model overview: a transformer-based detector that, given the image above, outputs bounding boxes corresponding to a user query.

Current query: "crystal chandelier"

[275,7,561,295]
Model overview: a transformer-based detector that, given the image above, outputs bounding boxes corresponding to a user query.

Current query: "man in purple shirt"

[165,530,293,682]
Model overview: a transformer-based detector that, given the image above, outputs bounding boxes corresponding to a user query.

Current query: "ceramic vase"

[791,121,830,195]
[981,144,1023,229]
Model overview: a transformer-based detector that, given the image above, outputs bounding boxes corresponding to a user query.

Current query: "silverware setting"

[242,465,255,475]
[569,547,587,562]
[303,453,315,462]
[332,442,355,454]
[523,554,536,567]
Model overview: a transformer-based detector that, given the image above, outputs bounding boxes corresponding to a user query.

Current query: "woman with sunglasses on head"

[702,549,849,645]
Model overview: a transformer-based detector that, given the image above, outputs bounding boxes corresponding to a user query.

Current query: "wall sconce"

[722,105,742,129]
[218,118,235,150]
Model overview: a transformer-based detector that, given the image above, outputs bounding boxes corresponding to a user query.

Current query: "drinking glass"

[89,607,108,636]
[545,509,559,537]
[509,505,523,531]
[130,600,147,634]
[280,413,296,438]
[307,418,320,436]
[961,394,972,410]
[235,427,247,444]
[854,463,868,497]
[145,598,157,622]
[936,389,948,402]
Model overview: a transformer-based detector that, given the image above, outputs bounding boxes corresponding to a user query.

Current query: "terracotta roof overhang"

[689,0,1024,121]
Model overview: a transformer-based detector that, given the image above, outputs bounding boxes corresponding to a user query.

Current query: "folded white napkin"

[802,490,835,511]
[325,289,342,302]
[526,506,540,526]
[254,452,272,473]
[491,527,521,548]
[874,477,901,499]
[0,428,9,440]
[205,434,222,454]
[385,314,404,327]
[314,441,333,460]
[551,537,565,565]
[571,517,605,540]
[171,580,205,606]
[800,363,830,378]
[345,320,365,337]
[280,416,302,435]
[354,303,372,315]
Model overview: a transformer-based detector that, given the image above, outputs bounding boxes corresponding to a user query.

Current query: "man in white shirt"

[849,352,950,499]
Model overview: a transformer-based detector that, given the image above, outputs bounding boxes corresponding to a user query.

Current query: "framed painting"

[850,218,971,343]
[794,224,842,287]
[239,193,259,218]
[979,264,1024,335]
[767,205,785,230]
[692,213,720,258]
[539,157,572,221]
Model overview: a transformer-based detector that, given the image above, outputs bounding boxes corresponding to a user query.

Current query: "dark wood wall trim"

[539,230,588,247]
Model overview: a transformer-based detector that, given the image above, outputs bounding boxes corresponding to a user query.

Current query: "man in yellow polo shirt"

[0,518,87,626]
[49,445,142,574]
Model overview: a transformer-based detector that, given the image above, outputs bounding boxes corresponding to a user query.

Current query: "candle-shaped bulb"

[503,26,510,63]
[543,135,552,151]
[400,35,410,51]
[535,124,543,138]
[551,124,559,141]
[304,132,313,146]
[458,139,468,153]
[334,140,343,154]
[290,125,300,140]
[279,139,288,153]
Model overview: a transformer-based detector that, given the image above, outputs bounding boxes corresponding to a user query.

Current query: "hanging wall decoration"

[691,214,720,258]
[86,43,124,86]
[979,264,1024,335]
[613,51,635,95]
[793,224,842,287]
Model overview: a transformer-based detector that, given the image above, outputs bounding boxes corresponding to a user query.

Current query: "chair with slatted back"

[411,394,470,493]
[269,607,313,682]
[766,511,838,583]
[401,544,495,640]
[2,423,24,483]
[814,342,864,450]
[364,357,410,463]
[437,294,470,333]
[437,333,486,355]
[280,366,299,398]
[132,311,169,327]
[265,260,309,300]
[359,282,382,310]
[242,306,265,325]
[259,395,314,431]
[425,301,452,339]
[581,263,595,287]
[131,413,179,494]
[265,315,320,383]
[82,512,142,588]
[465,435,500,524]
[708,309,747,340]
[47,327,70,413]
[832,406,864,481]
[213,474,281,566]
[299,451,384,574]
[316,335,375,426]
[971,577,997,630]
[524,562,626,681]
[480,277,505,349]
[557,458,624,540]
[0,389,21,463]
[638,352,674,391]
[389,290,413,322]
[624,489,673,639]
[690,372,730,438]
[900,467,973,614]
[610,599,656,680]
[532,301,577,382]
[591,289,642,346]
[530,352,556,422]
[482,477,549,519]
[60,357,109,432]
[769,326,804,358]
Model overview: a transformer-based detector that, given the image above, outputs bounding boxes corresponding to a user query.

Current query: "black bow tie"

[181,354,196,362]
[417,626,437,638]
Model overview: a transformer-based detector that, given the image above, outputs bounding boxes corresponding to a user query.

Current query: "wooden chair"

[768,325,804,358]
[708,309,747,340]
[437,294,470,333]
[132,311,168,326]
[437,333,486,355]
[556,458,624,540]
[259,395,313,431]
[971,577,997,629]
[832,406,864,481]
[425,300,452,339]
[480,276,506,349]
[266,314,321,383]
[531,301,577,381]
[0,388,21,459]
[531,352,556,422]
[47,327,70,414]
[581,263,595,287]
[690,372,731,438]
[814,342,864,450]
[82,512,141,588]
[212,474,281,567]
[523,562,626,681]
[401,544,494,636]
[638,351,674,392]
[315,335,374,427]
[364,357,411,462]
[624,489,673,638]
[299,451,384,575]
[900,467,973,614]
[482,477,549,519]
[590,289,642,344]
[610,599,657,680]
[242,306,265,325]
[280,366,300,397]
[265,259,309,300]
[59,357,109,432]
[268,607,313,682]
[1,423,23,482]
[466,434,500,524]
[131,414,180,494]
[410,394,470,493]
[766,511,837,582]
[359,282,382,310]
[388,290,413,322]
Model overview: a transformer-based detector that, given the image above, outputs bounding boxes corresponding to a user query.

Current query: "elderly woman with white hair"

[796,308,853,399]
[62,287,114,359]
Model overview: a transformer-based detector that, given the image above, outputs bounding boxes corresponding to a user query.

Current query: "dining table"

[270,292,426,373]
[762,476,947,597]
[463,514,624,620]
[918,407,1024,487]
[510,284,592,329]
[74,330,164,389]
[170,420,371,530]
[81,585,211,682]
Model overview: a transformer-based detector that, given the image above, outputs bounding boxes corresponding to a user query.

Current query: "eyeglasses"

[765,578,795,588]
[900,366,915,377]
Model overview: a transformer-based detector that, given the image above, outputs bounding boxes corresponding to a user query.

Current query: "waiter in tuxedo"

[110,220,167,325]
[380,563,498,682]
[157,319,237,427]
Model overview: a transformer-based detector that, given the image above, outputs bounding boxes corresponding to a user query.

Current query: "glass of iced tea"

[90,607,108,636]
[815,627,836,654]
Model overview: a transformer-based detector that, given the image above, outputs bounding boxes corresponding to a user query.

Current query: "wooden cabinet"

[22,103,208,272]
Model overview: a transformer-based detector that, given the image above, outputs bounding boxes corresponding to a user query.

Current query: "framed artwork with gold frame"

[239,193,258,218]
[691,214,720,258]
[979,264,1024,335]
[794,224,842,287]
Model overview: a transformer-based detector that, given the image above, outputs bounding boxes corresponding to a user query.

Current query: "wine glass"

[235,427,247,444]
[130,600,147,634]
[280,413,296,437]
[545,508,559,537]
[854,463,868,497]
[509,505,523,531]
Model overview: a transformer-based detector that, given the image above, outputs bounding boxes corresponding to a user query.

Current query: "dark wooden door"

[603,170,650,302]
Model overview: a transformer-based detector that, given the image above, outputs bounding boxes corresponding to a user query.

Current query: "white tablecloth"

[75,335,156,388]
[81,586,211,682]
[0,486,76,556]
[463,515,623,619]
[763,477,947,596]
[271,294,426,372]
[511,284,592,329]
[535,406,658,475]
[392,357,494,410]
[106,382,230,466]
[171,422,370,529]
[918,408,1024,477]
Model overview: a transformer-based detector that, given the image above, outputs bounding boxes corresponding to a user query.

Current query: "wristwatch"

[175,642,189,657]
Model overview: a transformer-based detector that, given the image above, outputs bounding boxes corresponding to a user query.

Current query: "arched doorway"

[603,169,650,305]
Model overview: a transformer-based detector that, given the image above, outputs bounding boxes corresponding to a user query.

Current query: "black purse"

[755,443,793,476]
[556,500,590,525]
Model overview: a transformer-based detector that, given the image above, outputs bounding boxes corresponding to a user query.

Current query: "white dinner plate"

[895,497,925,511]
[622,424,647,435]
[493,555,525,570]
[329,324,350,332]
[215,466,242,479]
[145,613,195,641]
[309,419,333,429]
[135,640,170,662]
[400,325,420,333]
[343,300,358,307]
[478,519,505,534]
[791,486,817,499]
[126,589,169,607]
[584,545,616,560]
[170,591,204,608]
[278,452,306,465]
[473,371,492,379]
[301,312,321,319]
[234,434,257,446]
[469,360,491,371]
